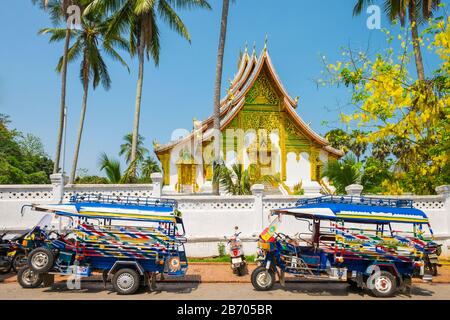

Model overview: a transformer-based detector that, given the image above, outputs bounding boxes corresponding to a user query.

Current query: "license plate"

[232,257,242,264]
[7,251,16,257]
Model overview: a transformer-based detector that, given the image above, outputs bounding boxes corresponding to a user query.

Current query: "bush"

[217,242,226,257]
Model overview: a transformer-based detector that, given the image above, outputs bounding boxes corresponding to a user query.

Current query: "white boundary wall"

[0,176,449,258]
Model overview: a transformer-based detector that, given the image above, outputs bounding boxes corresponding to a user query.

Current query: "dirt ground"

[2,281,450,300]
[2,263,450,284]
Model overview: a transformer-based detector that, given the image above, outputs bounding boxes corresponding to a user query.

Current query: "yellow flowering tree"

[323,16,450,195]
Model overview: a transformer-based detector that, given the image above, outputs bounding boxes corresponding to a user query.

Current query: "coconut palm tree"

[212,0,231,195]
[86,0,211,177]
[213,163,251,195]
[98,152,122,183]
[119,133,149,164]
[321,154,362,194]
[353,0,441,81]
[140,156,161,181]
[35,0,86,173]
[41,12,130,184]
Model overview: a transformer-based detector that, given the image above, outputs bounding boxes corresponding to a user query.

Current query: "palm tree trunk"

[131,26,146,176]
[69,81,89,184]
[53,28,71,173]
[212,0,230,195]
[409,0,426,81]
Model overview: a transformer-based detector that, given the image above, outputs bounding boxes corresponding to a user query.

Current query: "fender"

[108,260,145,276]
[365,262,400,278]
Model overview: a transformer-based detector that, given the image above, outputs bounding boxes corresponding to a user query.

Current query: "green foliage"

[85,0,211,65]
[361,157,394,194]
[213,163,251,195]
[75,175,109,184]
[325,129,351,152]
[321,154,362,194]
[119,133,149,164]
[0,116,53,184]
[188,255,256,263]
[98,152,122,183]
[139,156,161,183]
[217,242,226,257]
[325,129,367,161]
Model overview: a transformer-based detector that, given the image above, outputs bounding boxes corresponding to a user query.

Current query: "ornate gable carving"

[245,69,280,105]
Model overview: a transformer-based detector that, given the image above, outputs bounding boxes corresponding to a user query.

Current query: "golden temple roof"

[155,46,343,157]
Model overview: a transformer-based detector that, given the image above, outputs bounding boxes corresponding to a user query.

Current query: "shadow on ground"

[41,279,201,295]
[275,281,435,298]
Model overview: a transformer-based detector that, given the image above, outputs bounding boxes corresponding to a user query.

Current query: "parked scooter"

[225,226,247,276]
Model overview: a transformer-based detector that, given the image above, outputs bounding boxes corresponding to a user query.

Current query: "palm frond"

[158,0,191,42]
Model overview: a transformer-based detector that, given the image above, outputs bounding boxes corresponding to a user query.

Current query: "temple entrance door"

[176,149,198,193]
[246,134,277,182]
[177,164,197,193]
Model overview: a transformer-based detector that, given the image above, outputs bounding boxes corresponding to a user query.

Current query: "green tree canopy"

[0,115,54,184]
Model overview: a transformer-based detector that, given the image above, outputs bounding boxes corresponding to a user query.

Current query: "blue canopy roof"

[273,196,429,224]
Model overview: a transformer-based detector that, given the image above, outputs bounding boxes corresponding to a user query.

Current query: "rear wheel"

[236,265,246,276]
[367,271,397,297]
[251,266,275,291]
[17,266,43,288]
[112,268,140,295]
[28,247,54,273]
[12,253,27,273]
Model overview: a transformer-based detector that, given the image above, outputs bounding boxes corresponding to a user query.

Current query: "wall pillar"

[50,173,67,204]
[251,184,265,231]
[151,172,163,198]
[345,184,363,196]
[436,185,450,211]
[435,185,450,258]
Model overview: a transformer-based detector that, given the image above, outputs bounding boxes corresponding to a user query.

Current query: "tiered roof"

[154,47,343,157]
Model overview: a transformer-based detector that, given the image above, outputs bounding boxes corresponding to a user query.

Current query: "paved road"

[1,281,449,300]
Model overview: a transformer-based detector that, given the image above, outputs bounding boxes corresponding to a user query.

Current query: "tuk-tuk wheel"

[367,271,397,297]
[17,266,43,288]
[251,266,275,291]
[28,247,54,273]
[112,268,140,295]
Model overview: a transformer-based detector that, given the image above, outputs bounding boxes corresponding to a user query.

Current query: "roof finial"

[244,41,248,54]
[252,41,256,56]
[264,34,268,52]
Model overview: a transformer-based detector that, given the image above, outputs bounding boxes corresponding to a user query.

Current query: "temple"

[154,45,343,195]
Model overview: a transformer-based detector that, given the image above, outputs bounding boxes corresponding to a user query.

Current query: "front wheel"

[251,266,275,291]
[367,271,398,297]
[112,268,140,295]
[17,266,43,288]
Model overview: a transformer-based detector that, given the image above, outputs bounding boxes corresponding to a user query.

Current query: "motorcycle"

[0,232,28,274]
[225,227,247,276]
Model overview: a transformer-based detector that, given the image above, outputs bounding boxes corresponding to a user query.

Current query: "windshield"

[33,214,53,231]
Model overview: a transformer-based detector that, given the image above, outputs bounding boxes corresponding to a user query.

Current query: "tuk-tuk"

[252,195,441,297]
[18,194,188,295]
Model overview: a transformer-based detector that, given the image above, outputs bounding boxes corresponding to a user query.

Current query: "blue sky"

[0,1,446,176]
